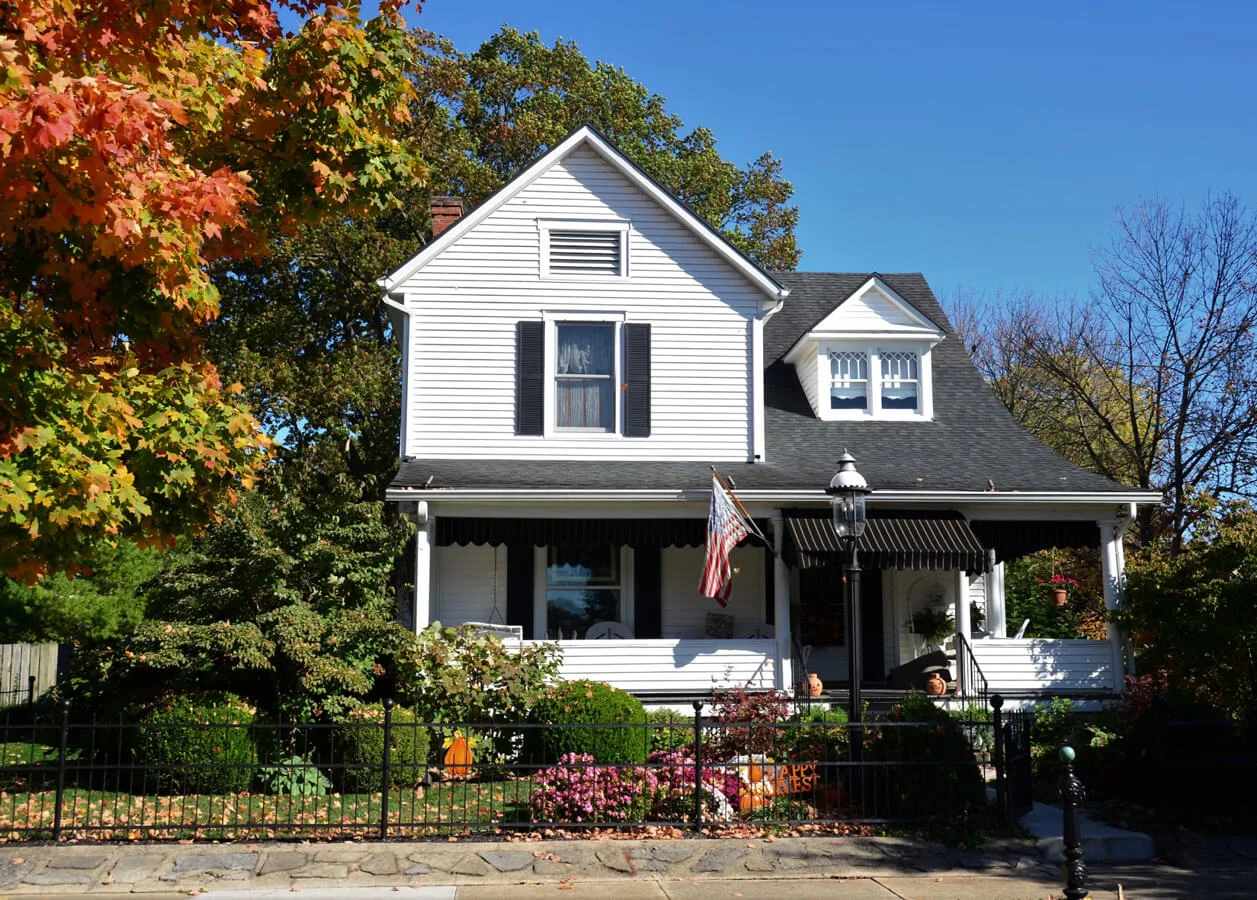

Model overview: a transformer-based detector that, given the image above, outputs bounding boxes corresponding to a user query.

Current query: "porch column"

[954,569,970,692]
[772,514,792,691]
[413,501,434,632]
[985,550,1007,638]
[1099,516,1128,690]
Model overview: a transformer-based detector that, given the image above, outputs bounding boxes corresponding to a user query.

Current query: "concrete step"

[1020,801,1156,863]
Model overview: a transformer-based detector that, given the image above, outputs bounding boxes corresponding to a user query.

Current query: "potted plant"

[1038,574,1080,607]
[910,607,955,651]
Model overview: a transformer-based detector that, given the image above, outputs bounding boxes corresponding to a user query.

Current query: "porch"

[404,506,1132,703]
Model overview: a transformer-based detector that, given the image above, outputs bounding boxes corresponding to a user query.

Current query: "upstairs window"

[538,219,630,278]
[829,350,869,410]
[880,350,920,411]
[555,323,615,431]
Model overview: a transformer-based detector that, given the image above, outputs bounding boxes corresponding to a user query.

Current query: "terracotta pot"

[807,673,824,697]
[1052,588,1068,607]
[925,672,947,696]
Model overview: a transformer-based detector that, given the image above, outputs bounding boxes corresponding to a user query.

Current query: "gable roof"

[781,275,943,364]
[380,125,788,301]
[388,272,1156,500]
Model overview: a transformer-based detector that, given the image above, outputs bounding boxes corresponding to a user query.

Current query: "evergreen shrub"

[525,679,648,765]
[334,702,430,792]
[131,692,258,794]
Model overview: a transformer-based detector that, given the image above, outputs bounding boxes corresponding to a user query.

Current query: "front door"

[797,565,883,686]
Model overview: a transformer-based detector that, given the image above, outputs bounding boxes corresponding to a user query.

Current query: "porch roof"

[782,511,989,572]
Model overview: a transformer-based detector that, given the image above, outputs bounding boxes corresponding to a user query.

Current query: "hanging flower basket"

[1038,574,1080,607]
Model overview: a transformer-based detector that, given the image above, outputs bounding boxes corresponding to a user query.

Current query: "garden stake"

[692,700,704,831]
[991,693,1006,820]
[52,700,70,840]
[1059,745,1089,899]
[380,698,394,839]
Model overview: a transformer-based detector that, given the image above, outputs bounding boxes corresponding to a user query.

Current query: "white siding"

[399,147,764,461]
[796,346,819,415]
[660,546,767,638]
[811,284,930,332]
[969,639,1117,692]
[433,544,508,626]
[524,638,776,692]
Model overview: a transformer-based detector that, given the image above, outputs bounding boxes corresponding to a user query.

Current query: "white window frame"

[817,340,935,421]
[538,219,631,280]
[542,310,626,438]
[533,545,635,640]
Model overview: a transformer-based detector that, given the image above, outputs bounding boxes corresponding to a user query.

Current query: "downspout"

[752,290,788,463]
[379,284,411,460]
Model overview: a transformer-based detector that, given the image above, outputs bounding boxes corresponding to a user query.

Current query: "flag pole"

[710,465,776,556]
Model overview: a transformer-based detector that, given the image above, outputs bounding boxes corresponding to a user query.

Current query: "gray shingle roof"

[391,273,1141,495]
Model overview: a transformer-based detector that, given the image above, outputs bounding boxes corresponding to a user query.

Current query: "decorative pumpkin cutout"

[443,733,473,778]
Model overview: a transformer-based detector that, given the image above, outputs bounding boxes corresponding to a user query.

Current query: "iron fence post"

[1058,745,1088,900]
[52,700,70,840]
[380,698,394,839]
[991,693,1006,820]
[691,700,704,832]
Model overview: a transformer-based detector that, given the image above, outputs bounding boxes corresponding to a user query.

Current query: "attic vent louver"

[549,231,622,275]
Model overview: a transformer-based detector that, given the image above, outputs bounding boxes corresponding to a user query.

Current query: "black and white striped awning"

[783,511,989,572]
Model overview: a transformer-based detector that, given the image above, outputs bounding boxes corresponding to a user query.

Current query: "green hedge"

[334,702,429,793]
[526,680,648,765]
[131,692,258,794]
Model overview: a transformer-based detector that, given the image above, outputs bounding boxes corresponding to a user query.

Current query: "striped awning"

[783,511,989,572]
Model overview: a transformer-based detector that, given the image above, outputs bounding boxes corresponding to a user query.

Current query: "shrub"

[131,692,258,794]
[525,680,648,765]
[528,753,654,823]
[645,708,693,755]
[334,702,430,792]
[708,685,790,757]
[780,704,849,782]
[864,691,985,820]
[260,754,332,797]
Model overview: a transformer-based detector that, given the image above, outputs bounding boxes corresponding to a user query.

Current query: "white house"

[380,126,1160,704]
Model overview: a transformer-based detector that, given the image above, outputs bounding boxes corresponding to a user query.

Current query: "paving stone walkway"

[0,836,1062,894]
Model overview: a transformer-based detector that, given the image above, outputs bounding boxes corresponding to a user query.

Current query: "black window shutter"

[634,546,662,639]
[506,542,534,639]
[516,321,544,435]
[623,322,651,437]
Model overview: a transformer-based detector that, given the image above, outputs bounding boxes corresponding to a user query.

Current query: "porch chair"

[1012,618,1030,639]
[586,621,634,639]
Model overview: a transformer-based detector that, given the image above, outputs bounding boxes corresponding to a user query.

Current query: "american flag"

[699,473,751,607]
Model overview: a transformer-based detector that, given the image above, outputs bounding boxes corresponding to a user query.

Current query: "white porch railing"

[523,638,778,693]
[967,639,1116,693]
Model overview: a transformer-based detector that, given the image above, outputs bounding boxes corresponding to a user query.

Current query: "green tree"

[0,539,161,642]
[1120,494,1257,717]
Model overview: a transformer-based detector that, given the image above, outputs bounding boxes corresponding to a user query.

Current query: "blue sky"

[406,0,1257,303]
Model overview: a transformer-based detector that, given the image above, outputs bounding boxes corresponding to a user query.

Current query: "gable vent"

[549,231,622,275]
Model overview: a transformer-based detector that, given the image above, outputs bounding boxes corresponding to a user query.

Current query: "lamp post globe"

[826,450,870,540]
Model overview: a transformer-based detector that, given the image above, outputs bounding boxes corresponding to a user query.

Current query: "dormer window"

[782,276,945,423]
[538,219,630,278]
[829,350,869,410]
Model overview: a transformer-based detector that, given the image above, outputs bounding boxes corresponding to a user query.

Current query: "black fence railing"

[0,701,1009,840]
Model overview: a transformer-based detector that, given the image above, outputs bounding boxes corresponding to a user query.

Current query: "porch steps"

[1019,801,1155,863]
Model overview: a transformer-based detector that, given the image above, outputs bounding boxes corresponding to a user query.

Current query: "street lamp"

[826,450,870,731]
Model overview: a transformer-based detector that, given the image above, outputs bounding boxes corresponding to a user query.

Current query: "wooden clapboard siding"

[0,643,58,707]
[796,346,819,416]
[969,639,1116,692]
[522,638,776,692]
[396,147,764,461]
[434,545,508,626]
[660,546,766,639]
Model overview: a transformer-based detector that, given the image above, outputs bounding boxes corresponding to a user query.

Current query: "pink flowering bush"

[528,750,744,824]
[528,753,655,823]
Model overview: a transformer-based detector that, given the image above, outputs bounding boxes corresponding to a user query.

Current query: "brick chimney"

[430,196,464,239]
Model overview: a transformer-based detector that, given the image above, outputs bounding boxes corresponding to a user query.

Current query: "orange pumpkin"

[443,734,473,778]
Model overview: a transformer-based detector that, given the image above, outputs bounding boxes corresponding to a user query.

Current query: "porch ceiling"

[783,510,988,572]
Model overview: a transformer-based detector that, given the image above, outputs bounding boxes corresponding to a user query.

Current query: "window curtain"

[557,325,613,428]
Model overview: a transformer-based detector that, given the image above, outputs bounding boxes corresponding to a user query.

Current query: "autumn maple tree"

[0,0,428,580]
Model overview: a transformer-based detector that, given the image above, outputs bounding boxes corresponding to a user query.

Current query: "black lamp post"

[826,451,870,730]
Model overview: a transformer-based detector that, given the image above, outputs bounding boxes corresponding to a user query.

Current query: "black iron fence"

[0,700,1013,840]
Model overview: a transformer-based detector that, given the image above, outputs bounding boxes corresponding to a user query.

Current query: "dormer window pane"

[829,350,869,410]
[556,323,614,430]
[881,350,919,411]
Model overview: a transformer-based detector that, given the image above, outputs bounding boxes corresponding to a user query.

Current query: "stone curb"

[0,837,1058,893]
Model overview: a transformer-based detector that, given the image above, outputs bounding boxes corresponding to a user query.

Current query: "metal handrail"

[954,632,989,708]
